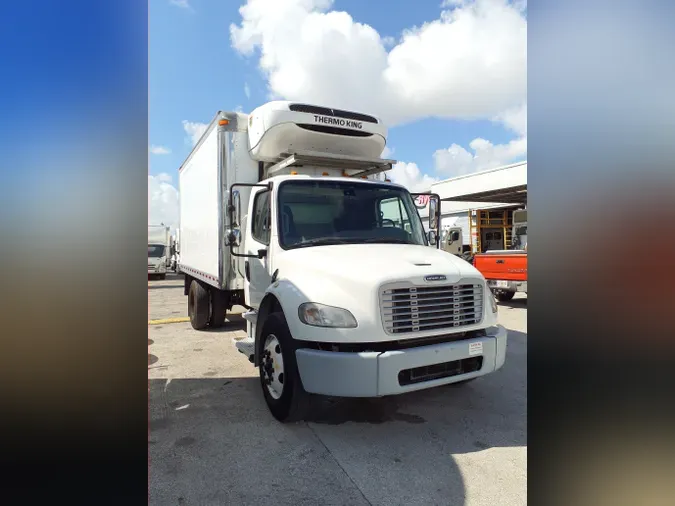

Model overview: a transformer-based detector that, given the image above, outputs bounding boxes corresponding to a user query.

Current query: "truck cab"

[178,101,507,422]
[511,209,527,251]
[441,227,464,256]
[148,225,169,279]
[147,244,167,275]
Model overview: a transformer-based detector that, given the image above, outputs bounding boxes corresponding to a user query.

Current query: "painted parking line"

[148,317,190,325]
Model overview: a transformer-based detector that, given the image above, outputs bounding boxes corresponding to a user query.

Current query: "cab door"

[445,227,463,255]
[244,187,273,308]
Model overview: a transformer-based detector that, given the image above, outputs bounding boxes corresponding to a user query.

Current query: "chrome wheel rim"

[261,334,284,399]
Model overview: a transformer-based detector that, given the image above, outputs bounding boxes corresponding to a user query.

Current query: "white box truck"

[148,225,169,279]
[178,101,507,422]
[172,229,180,272]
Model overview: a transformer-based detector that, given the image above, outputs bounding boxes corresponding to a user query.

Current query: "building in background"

[417,161,527,254]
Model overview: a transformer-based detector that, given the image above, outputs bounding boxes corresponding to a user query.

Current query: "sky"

[149,0,527,230]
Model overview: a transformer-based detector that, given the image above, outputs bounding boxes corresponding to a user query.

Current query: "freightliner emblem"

[424,275,447,282]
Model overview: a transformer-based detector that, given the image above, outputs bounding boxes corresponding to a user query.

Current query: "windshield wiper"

[361,238,414,244]
[291,238,354,249]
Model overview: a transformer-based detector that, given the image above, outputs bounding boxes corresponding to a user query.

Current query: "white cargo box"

[248,101,387,162]
[148,225,169,245]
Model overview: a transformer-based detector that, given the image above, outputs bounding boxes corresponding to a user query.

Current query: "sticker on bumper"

[469,342,483,356]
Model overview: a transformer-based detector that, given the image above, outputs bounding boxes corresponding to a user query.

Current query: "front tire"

[258,312,310,422]
[188,280,210,330]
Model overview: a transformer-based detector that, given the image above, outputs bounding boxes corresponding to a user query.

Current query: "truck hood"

[270,243,490,343]
[274,243,482,299]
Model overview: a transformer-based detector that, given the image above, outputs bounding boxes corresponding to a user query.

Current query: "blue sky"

[149,0,527,227]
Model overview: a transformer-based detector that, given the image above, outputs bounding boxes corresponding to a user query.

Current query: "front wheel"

[258,312,310,422]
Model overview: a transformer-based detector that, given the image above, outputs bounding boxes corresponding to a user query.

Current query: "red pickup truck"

[473,250,527,301]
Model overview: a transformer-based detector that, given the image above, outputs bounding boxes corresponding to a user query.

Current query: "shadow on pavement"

[200,313,247,333]
[149,327,526,505]
[149,376,466,505]
[498,297,527,309]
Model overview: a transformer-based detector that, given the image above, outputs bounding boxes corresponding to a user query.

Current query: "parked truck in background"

[172,228,181,272]
[178,101,507,422]
[148,225,169,280]
[414,196,472,262]
[473,209,527,301]
[168,233,178,272]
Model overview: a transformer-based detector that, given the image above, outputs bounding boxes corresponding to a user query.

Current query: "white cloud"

[230,0,526,126]
[170,0,191,9]
[150,145,171,155]
[381,36,396,48]
[149,173,180,232]
[441,0,468,7]
[244,82,251,98]
[432,101,526,178]
[494,102,527,136]
[381,146,394,159]
[182,120,208,146]
[230,0,527,188]
[388,161,438,193]
[433,136,526,177]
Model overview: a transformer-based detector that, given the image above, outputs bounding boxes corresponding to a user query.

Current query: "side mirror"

[226,228,241,247]
[229,190,241,228]
[429,198,438,230]
[427,230,437,246]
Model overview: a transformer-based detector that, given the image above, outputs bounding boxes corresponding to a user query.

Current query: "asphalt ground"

[149,272,527,506]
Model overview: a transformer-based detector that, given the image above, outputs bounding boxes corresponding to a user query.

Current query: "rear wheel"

[496,291,515,302]
[258,312,310,422]
[209,289,228,328]
[188,280,210,330]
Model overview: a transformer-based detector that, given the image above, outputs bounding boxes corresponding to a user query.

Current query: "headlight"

[298,303,358,328]
[489,290,498,314]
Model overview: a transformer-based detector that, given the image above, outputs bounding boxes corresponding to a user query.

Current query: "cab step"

[233,336,255,364]
[242,310,257,324]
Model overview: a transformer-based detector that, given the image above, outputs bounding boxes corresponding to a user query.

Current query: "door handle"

[496,259,505,264]
[245,261,250,281]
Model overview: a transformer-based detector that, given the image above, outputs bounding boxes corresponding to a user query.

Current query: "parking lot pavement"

[149,273,527,506]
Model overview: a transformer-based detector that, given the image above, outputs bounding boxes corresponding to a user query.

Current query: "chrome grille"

[380,283,483,334]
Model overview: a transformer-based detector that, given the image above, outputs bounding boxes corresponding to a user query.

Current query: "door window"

[379,196,411,231]
[251,190,271,244]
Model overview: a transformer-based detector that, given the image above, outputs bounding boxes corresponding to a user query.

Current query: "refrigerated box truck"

[178,101,507,422]
[148,225,169,279]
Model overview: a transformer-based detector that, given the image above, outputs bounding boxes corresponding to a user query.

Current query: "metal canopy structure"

[267,150,394,179]
[442,184,527,205]
[427,161,527,209]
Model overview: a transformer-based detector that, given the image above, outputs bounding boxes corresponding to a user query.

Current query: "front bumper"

[487,279,527,293]
[295,325,507,397]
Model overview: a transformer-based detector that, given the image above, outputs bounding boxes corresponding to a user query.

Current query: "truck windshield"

[277,180,427,249]
[512,225,527,250]
[148,245,165,257]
